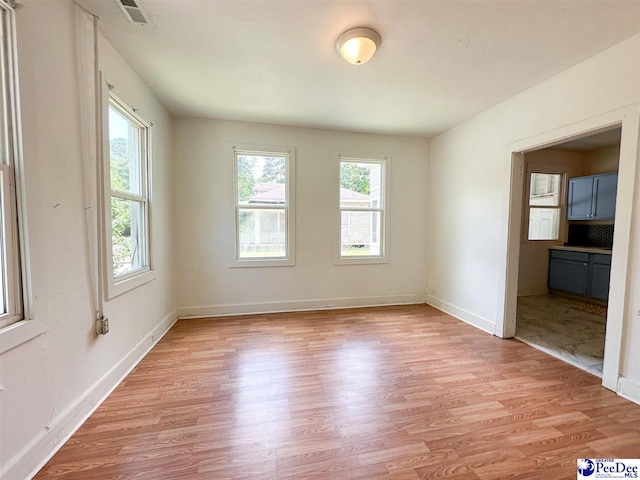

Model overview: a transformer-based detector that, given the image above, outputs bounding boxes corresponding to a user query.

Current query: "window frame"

[523,164,566,244]
[335,154,390,265]
[0,1,31,331]
[102,88,155,298]
[0,1,43,353]
[231,144,296,268]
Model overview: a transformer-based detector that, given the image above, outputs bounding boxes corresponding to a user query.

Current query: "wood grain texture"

[35,305,640,479]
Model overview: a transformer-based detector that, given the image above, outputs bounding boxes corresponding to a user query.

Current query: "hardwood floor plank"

[34,305,640,479]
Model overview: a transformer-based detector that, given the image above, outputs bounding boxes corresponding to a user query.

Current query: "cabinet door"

[567,176,593,220]
[588,263,611,301]
[548,258,589,295]
[592,173,617,220]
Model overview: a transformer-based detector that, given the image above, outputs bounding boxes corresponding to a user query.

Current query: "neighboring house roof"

[247,183,285,204]
[340,187,369,202]
[243,183,370,204]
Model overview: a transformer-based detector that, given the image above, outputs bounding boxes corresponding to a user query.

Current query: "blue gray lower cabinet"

[588,254,612,301]
[548,249,611,301]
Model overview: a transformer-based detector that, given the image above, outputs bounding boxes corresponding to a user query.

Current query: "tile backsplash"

[567,224,614,248]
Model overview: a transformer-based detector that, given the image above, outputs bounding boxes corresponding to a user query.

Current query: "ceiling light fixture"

[336,27,381,65]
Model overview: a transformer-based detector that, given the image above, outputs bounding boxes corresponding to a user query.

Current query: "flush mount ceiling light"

[336,27,381,65]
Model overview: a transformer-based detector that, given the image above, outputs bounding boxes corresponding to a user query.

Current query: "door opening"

[513,128,621,378]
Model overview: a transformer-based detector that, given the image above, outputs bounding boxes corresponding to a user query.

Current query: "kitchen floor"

[516,294,607,377]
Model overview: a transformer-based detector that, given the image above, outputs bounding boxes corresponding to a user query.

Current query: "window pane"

[341,210,381,256]
[111,197,146,276]
[237,154,286,204]
[340,162,382,208]
[529,173,561,206]
[109,107,142,195]
[528,207,560,240]
[238,208,286,258]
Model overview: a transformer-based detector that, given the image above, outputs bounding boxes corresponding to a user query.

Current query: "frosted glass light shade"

[336,28,381,65]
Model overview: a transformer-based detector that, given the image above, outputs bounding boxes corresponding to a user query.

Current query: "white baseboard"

[425,295,495,334]
[2,310,178,480]
[617,376,640,406]
[177,294,425,319]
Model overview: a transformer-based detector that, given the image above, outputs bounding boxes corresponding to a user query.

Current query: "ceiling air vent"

[114,0,152,25]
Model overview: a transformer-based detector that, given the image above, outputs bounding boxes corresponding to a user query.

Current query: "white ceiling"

[79,0,640,137]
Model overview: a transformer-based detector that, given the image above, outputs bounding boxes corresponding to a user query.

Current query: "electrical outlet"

[96,316,109,335]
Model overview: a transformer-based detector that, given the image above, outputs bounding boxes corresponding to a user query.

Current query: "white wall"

[174,119,428,315]
[0,1,176,478]
[583,145,621,175]
[427,34,640,398]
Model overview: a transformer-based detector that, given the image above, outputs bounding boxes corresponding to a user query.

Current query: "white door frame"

[496,104,640,391]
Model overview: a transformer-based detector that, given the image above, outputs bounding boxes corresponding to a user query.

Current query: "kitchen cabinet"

[588,254,612,301]
[548,249,589,295]
[548,248,612,301]
[567,173,617,221]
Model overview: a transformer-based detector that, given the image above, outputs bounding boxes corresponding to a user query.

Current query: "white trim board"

[2,310,178,480]
[424,294,496,334]
[177,294,424,319]
[617,377,640,406]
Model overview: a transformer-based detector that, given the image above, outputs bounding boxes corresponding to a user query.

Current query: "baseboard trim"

[425,295,495,334]
[617,376,640,406]
[3,310,178,480]
[177,294,425,319]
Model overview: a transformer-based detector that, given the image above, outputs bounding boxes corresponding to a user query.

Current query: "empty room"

[1,0,640,479]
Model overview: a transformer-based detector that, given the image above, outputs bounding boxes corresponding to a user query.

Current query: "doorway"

[514,129,620,377]
[498,105,640,391]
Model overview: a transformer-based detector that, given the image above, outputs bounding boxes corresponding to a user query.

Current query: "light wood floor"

[35,305,640,479]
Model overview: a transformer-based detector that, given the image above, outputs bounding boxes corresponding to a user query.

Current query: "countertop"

[549,245,612,255]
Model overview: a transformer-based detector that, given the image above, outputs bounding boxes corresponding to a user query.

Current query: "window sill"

[229,257,295,268]
[107,269,157,299]
[334,256,389,266]
[0,320,48,355]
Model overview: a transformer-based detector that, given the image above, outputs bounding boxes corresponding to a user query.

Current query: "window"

[233,146,295,267]
[104,94,153,296]
[0,2,24,329]
[527,172,562,241]
[338,157,387,262]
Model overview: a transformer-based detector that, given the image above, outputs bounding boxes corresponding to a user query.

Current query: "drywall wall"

[583,145,621,175]
[174,119,428,315]
[517,150,583,296]
[0,1,176,478]
[427,34,640,397]
[620,181,640,399]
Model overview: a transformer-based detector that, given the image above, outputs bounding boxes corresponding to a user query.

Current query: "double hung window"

[105,95,152,295]
[338,157,387,262]
[527,171,563,241]
[233,146,294,267]
[0,2,24,328]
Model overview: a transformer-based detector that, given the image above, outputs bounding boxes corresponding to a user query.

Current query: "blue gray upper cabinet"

[567,173,617,220]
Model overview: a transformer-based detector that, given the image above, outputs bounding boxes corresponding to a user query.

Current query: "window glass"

[527,172,562,241]
[339,160,384,258]
[108,99,149,279]
[235,151,291,263]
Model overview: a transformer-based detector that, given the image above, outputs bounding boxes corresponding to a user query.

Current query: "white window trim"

[334,153,390,265]
[0,1,42,352]
[230,143,295,268]
[101,83,156,298]
[523,163,566,244]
